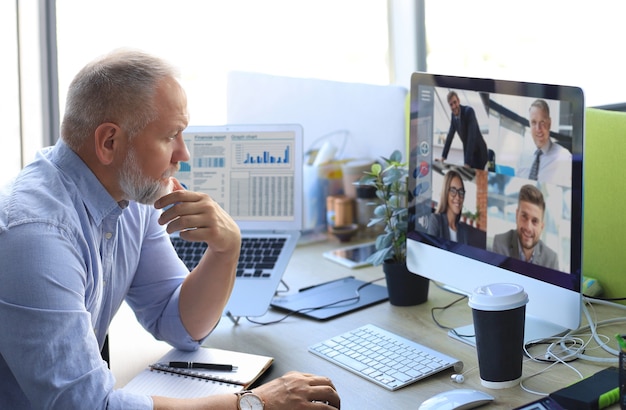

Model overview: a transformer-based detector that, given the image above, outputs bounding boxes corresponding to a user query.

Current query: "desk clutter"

[112,238,626,408]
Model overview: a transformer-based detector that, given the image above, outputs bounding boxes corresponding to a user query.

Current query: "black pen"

[299,276,355,292]
[167,361,238,371]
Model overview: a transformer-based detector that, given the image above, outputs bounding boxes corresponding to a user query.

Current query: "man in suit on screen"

[492,184,558,270]
[438,91,489,170]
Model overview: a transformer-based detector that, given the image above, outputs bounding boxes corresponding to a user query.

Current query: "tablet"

[323,242,376,269]
[270,276,388,320]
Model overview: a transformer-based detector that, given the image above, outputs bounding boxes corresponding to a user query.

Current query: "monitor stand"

[448,316,569,347]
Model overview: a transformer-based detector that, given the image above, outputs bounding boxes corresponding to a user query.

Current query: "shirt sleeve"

[125,206,207,351]
[0,222,153,409]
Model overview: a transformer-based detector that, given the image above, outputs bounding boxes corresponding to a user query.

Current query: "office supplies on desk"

[270,276,388,320]
[323,242,376,269]
[123,347,274,398]
[418,388,494,410]
[548,366,619,410]
[309,324,463,391]
[166,362,237,371]
[513,396,566,410]
[173,124,303,320]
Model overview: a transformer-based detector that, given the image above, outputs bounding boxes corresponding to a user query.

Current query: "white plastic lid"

[468,283,528,311]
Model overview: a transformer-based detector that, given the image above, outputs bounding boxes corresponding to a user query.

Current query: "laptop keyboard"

[171,236,286,279]
[309,324,463,391]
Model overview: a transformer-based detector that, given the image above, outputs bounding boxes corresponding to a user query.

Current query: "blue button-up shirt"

[0,140,202,409]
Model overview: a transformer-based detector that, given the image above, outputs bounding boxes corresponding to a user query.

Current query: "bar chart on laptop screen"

[235,142,292,166]
[177,130,297,221]
[230,135,296,221]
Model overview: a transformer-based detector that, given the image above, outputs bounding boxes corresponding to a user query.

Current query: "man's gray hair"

[61,49,179,149]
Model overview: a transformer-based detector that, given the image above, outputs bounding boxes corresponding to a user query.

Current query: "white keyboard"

[309,324,463,391]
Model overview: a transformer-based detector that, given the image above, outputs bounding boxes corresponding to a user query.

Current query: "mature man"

[518,99,572,187]
[438,90,489,170]
[0,49,339,409]
[492,184,558,270]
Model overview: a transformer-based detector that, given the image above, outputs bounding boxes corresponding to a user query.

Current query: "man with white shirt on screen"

[518,99,572,187]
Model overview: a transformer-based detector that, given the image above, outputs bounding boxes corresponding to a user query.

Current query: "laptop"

[171,124,303,320]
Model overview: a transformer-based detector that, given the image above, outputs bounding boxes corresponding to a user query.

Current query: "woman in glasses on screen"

[427,170,469,244]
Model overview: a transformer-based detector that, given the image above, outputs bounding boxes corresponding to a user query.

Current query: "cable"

[245,277,385,326]
[553,299,625,363]
[586,295,626,309]
[584,294,626,302]
[519,354,584,396]
[430,282,475,339]
[524,298,626,366]
[430,293,475,339]
[426,283,626,397]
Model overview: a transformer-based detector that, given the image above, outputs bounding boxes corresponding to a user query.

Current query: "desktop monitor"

[406,72,584,345]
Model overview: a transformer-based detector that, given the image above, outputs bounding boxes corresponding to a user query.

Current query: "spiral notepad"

[123,347,274,398]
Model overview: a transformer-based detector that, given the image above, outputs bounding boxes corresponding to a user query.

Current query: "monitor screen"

[406,73,584,344]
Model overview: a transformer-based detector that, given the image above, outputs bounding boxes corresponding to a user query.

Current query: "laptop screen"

[177,124,303,232]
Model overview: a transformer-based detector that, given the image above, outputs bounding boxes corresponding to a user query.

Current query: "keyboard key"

[172,235,287,278]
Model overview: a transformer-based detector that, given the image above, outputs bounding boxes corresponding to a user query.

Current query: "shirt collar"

[538,140,553,155]
[50,139,123,225]
[517,239,538,263]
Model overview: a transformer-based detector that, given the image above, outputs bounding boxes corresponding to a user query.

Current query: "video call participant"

[427,170,469,244]
[518,99,572,187]
[438,91,489,170]
[0,49,340,409]
[492,184,558,270]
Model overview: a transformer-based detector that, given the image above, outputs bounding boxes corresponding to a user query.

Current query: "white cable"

[554,299,624,363]
[519,353,584,396]
[519,297,625,396]
[586,296,626,310]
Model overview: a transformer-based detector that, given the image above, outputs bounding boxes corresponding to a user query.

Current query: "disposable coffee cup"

[469,283,528,389]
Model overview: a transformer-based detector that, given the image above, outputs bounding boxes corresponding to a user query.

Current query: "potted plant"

[359,150,429,306]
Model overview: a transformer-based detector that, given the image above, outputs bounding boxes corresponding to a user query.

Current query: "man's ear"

[94,122,123,165]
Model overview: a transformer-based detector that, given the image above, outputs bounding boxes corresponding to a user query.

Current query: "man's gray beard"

[118,147,171,205]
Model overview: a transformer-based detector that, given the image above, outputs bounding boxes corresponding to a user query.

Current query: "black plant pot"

[382,261,429,306]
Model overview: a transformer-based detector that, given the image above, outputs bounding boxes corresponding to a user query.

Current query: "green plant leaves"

[359,149,409,266]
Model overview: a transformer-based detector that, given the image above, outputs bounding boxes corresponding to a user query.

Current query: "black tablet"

[270,276,388,320]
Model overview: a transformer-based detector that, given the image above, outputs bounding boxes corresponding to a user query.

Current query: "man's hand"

[155,178,240,254]
[154,177,240,339]
[253,371,340,409]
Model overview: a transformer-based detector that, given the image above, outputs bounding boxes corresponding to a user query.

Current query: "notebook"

[123,346,274,398]
[173,124,303,319]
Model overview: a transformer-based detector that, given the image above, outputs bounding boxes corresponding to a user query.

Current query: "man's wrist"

[235,390,265,410]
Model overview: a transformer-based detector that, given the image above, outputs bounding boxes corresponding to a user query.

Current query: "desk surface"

[110,239,623,408]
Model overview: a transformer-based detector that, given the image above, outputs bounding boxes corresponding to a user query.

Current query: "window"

[0,2,21,187]
[55,0,391,126]
[425,0,626,106]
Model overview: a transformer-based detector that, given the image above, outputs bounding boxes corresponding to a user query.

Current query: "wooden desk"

[110,240,623,408]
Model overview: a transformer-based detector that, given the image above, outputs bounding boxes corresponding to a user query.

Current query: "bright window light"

[55,0,390,126]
